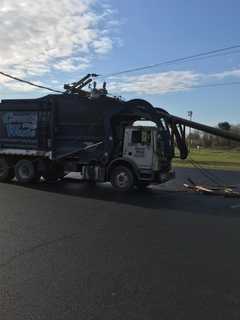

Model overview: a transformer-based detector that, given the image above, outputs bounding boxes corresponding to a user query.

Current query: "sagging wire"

[0,71,64,94]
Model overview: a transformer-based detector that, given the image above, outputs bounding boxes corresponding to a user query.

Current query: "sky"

[0,0,239,125]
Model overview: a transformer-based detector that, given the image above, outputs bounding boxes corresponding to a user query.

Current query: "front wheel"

[110,166,135,192]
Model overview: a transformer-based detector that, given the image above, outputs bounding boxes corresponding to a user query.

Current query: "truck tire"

[15,159,36,183]
[0,157,14,182]
[110,165,134,192]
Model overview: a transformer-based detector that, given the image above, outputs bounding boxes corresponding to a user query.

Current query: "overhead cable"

[0,71,64,94]
[101,44,240,78]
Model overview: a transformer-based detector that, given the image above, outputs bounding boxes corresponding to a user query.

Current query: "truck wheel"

[0,157,14,182]
[15,160,36,183]
[110,166,134,192]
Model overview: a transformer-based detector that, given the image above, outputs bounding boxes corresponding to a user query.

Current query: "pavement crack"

[0,232,82,269]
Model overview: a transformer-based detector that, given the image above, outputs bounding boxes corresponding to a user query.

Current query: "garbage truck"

[0,75,239,191]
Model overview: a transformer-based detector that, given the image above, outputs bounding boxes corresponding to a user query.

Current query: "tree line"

[188,122,240,149]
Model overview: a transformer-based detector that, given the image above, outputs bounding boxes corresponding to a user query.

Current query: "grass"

[173,148,240,171]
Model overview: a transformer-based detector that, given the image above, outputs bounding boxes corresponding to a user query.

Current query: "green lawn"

[173,148,240,171]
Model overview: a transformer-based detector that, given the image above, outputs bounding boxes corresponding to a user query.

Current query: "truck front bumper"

[157,169,175,183]
[138,169,175,184]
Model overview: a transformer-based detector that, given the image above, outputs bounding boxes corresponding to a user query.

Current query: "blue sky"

[0,0,239,125]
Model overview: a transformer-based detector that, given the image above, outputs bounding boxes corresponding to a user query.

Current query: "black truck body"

[0,95,173,162]
[0,94,124,161]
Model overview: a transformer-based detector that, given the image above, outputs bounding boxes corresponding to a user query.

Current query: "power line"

[101,44,240,78]
[0,71,63,94]
[1,70,238,95]
[1,44,240,94]
[159,49,240,68]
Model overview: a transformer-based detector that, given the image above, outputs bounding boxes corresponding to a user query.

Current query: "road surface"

[0,168,240,319]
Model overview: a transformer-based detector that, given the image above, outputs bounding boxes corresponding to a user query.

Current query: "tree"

[202,132,213,148]
[187,122,240,149]
[216,122,231,147]
[218,122,231,131]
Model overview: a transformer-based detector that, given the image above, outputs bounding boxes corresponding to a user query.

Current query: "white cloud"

[108,71,201,95]
[92,37,113,54]
[0,0,117,87]
[108,68,240,96]
[210,69,240,80]
[54,57,90,72]
[5,83,37,92]
[1,80,45,92]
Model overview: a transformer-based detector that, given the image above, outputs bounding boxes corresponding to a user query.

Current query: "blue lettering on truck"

[2,112,38,138]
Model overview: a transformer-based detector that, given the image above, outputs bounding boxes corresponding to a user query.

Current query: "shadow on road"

[7,176,240,218]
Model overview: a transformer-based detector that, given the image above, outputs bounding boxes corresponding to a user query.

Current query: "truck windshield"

[156,119,169,153]
[132,129,151,145]
[156,118,173,157]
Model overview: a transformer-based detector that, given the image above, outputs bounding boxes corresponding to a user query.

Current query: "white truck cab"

[109,121,175,191]
[123,126,159,171]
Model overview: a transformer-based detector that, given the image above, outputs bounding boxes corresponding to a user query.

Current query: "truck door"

[123,127,153,169]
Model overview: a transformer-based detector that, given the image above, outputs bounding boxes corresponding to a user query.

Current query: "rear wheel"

[15,159,37,183]
[0,157,14,182]
[110,165,135,192]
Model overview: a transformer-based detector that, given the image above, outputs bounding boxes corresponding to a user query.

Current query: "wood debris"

[184,179,240,198]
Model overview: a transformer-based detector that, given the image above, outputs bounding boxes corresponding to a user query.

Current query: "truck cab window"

[132,130,142,143]
[142,130,151,144]
[131,129,151,144]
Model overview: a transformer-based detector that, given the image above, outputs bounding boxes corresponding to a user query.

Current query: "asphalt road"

[0,168,240,320]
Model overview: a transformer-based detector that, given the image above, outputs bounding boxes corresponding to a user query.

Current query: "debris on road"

[184,179,240,198]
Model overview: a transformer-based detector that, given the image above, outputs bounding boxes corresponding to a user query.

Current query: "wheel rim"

[115,172,130,189]
[19,165,31,179]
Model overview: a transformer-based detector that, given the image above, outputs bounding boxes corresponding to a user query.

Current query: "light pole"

[187,111,193,148]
